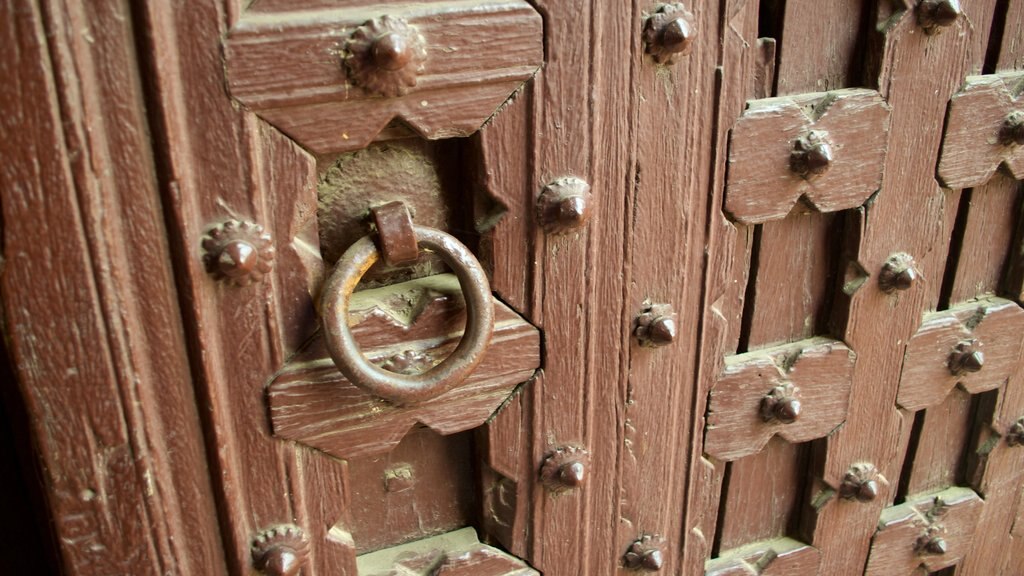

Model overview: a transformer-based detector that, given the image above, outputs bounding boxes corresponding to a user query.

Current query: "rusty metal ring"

[321,226,495,405]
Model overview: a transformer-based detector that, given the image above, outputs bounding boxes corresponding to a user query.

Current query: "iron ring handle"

[320,225,495,405]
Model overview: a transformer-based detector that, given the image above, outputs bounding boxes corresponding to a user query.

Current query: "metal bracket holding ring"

[320,201,495,405]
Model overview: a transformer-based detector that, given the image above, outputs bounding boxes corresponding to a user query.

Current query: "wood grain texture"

[900,388,975,497]
[811,2,999,573]
[0,1,227,573]
[224,1,542,154]
[956,12,1024,571]
[615,2,721,573]
[706,338,855,461]
[949,173,1020,303]
[268,275,540,460]
[864,487,983,575]
[937,72,1024,190]
[725,89,890,224]
[705,537,820,576]
[136,0,361,572]
[897,296,1024,411]
[357,527,538,575]
[680,2,763,572]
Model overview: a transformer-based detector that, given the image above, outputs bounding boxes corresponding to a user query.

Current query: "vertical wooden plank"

[524,1,605,572]
[715,437,809,551]
[948,174,1020,303]
[956,7,1024,571]
[0,0,227,573]
[813,2,998,573]
[715,0,863,556]
[619,2,722,573]
[680,0,763,572]
[900,388,975,496]
[135,1,355,573]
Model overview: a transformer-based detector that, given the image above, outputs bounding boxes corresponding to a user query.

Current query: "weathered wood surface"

[268,275,541,459]
[357,527,537,575]
[0,0,227,574]
[225,1,543,154]
[937,72,1024,190]
[897,296,1024,411]
[706,338,855,461]
[13,2,1024,575]
[136,0,361,572]
[808,3,999,574]
[864,487,983,575]
[725,89,890,224]
[705,537,820,576]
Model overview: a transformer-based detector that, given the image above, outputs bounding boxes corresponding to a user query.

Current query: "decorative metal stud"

[790,130,834,177]
[915,525,948,556]
[536,176,592,234]
[917,0,962,35]
[879,252,918,293]
[760,383,802,424]
[999,111,1024,146]
[1006,417,1024,447]
[643,3,696,64]
[251,525,310,576]
[345,15,427,97]
[839,463,883,502]
[202,220,274,286]
[948,340,984,376]
[540,446,589,492]
[623,534,666,572]
[634,303,677,348]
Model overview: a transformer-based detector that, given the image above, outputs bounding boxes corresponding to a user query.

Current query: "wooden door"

[4,0,1024,575]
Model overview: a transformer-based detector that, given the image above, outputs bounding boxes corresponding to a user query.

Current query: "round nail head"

[926,537,948,555]
[558,461,586,488]
[648,316,677,346]
[774,397,801,423]
[660,18,693,54]
[218,240,258,278]
[857,479,879,502]
[641,549,664,571]
[372,32,411,71]
[261,546,301,576]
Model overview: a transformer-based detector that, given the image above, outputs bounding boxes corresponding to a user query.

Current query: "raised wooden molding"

[937,72,1024,190]
[268,274,540,460]
[897,296,1024,411]
[224,1,543,154]
[705,537,820,576]
[723,88,890,224]
[356,527,537,575]
[865,487,983,575]
[705,337,856,461]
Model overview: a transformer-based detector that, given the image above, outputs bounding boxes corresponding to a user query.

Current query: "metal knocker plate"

[320,204,495,405]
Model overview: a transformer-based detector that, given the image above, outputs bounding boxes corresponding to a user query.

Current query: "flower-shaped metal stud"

[345,15,427,97]
[643,3,696,65]
[540,445,589,492]
[201,220,274,287]
[623,534,666,571]
[251,525,309,576]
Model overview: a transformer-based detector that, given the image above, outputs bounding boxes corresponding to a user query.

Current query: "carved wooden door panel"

[6,0,1024,575]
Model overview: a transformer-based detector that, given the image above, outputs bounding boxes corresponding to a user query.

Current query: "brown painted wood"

[0,1,228,574]
[11,2,1024,575]
[938,72,1024,190]
[806,3,1000,574]
[897,296,1024,411]
[725,89,890,224]
[706,338,855,461]
[864,487,983,575]
[267,276,541,459]
[224,1,544,154]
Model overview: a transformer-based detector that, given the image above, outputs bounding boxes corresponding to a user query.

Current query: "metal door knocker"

[320,201,495,405]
